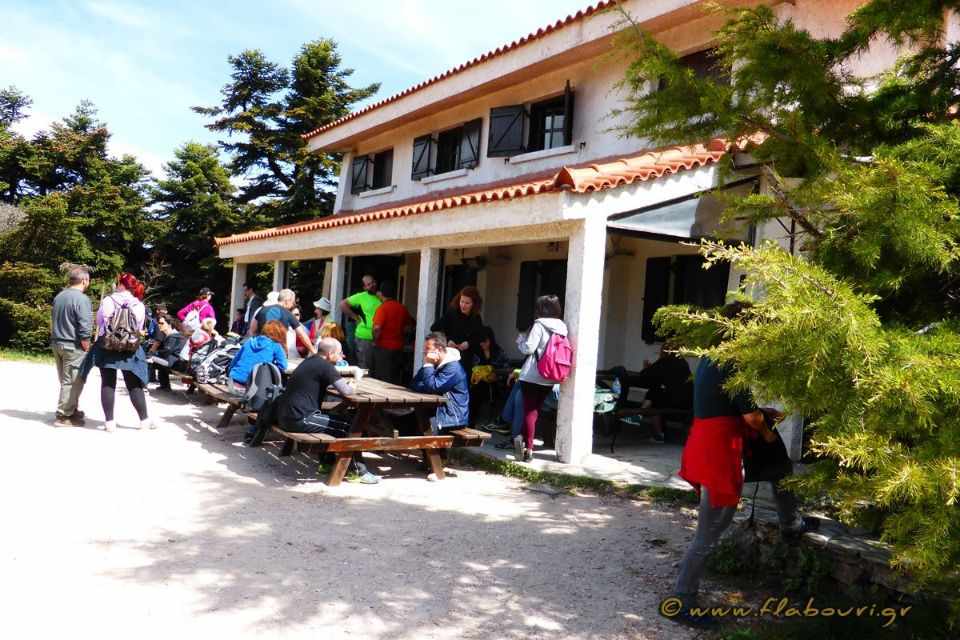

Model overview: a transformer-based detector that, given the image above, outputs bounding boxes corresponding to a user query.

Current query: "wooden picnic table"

[328,376,446,435]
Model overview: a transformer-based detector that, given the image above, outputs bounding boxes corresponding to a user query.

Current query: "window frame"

[350,148,394,194]
[488,81,575,158]
[411,118,483,181]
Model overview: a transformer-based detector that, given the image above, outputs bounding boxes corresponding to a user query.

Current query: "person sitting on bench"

[411,331,470,433]
[616,341,693,443]
[228,319,288,390]
[147,313,188,391]
[275,337,380,484]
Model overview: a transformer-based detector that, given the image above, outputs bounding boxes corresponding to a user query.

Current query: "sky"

[1,0,592,177]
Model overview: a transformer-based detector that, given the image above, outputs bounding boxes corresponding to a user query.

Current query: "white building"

[215,0,901,464]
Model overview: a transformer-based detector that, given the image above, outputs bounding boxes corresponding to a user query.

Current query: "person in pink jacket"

[177,287,216,332]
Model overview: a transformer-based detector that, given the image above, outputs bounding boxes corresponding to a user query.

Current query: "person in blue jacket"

[411,331,470,431]
[228,319,288,387]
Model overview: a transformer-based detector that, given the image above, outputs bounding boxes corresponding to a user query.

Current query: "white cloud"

[110,139,168,178]
[84,0,149,28]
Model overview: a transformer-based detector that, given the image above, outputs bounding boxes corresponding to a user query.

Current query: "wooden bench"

[196,382,247,429]
[271,426,490,485]
[167,369,196,393]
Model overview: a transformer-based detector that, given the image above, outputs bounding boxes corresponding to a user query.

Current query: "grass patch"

[450,448,698,506]
[0,348,53,364]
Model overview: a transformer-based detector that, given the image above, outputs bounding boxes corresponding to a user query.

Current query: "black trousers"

[371,347,404,385]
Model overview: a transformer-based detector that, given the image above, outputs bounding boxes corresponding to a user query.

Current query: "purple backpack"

[536,324,573,383]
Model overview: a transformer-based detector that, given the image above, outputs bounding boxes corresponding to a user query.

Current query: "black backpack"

[243,361,284,412]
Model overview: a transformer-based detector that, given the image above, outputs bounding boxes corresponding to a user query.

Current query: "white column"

[230,262,247,317]
[555,216,606,464]
[329,255,346,323]
[414,247,441,370]
[271,260,285,291]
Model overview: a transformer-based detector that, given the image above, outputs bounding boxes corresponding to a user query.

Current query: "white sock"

[104,420,116,432]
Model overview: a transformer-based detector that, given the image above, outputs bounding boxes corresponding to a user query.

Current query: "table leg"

[352,405,374,436]
[216,404,237,430]
[423,449,445,480]
[328,453,352,486]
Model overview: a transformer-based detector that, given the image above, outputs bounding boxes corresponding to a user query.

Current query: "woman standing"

[82,272,152,432]
[515,295,567,462]
[430,286,484,375]
[176,287,216,334]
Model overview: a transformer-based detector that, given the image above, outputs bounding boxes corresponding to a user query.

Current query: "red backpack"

[536,324,574,383]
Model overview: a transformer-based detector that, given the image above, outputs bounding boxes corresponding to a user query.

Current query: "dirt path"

[0,359,701,639]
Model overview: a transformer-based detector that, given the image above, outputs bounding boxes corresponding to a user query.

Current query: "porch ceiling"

[216,138,756,261]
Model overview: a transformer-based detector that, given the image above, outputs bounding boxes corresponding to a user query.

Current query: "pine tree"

[194,39,379,223]
[151,141,241,313]
[617,1,960,590]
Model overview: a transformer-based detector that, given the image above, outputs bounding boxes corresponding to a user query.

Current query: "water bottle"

[611,378,622,397]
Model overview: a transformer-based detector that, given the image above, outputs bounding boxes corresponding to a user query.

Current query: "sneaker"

[68,413,86,426]
[358,472,380,484]
[523,448,533,462]
[73,410,85,420]
[427,472,439,482]
[513,435,524,460]
[104,420,116,433]
[139,418,153,431]
[53,415,74,428]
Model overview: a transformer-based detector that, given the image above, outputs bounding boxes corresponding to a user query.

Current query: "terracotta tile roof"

[301,1,620,141]
[215,137,755,248]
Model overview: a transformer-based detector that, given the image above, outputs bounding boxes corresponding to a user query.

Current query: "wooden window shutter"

[350,155,370,194]
[488,105,526,157]
[458,118,482,169]
[563,81,575,146]
[641,257,671,343]
[411,134,433,180]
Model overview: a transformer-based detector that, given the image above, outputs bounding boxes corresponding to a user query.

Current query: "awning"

[606,180,756,241]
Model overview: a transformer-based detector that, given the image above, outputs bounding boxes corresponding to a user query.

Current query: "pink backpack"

[537,324,574,383]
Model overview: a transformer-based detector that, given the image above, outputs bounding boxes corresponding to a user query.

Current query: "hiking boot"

[513,435,524,461]
[782,516,820,538]
[68,413,86,426]
[53,414,75,428]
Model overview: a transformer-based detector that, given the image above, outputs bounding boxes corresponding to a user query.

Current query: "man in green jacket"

[339,274,381,369]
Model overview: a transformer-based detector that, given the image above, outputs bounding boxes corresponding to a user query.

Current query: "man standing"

[248,288,317,356]
[51,266,93,427]
[371,281,412,384]
[241,282,263,336]
[339,274,381,369]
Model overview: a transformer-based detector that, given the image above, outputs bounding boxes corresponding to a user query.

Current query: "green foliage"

[194,39,379,223]
[0,298,50,352]
[0,262,61,306]
[621,1,960,591]
[151,142,241,315]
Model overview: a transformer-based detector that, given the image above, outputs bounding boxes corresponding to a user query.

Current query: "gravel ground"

[0,359,703,640]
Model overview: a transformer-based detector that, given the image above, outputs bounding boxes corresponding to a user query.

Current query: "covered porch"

[215,143,759,464]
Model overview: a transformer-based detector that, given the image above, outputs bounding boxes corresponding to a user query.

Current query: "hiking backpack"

[103,296,141,352]
[243,361,284,412]
[536,324,574,383]
[191,340,240,384]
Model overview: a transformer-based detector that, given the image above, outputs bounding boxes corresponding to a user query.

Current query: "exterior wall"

[338,55,642,214]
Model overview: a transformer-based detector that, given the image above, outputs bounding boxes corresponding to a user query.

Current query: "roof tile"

[301,1,619,141]
[215,137,758,248]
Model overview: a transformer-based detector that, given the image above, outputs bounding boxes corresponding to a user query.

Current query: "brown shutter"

[488,105,526,157]
[458,118,482,169]
[411,134,433,180]
[350,155,369,194]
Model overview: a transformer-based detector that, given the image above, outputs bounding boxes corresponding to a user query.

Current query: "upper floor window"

[351,148,394,194]
[488,81,575,158]
[411,118,482,180]
[659,48,729,90]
